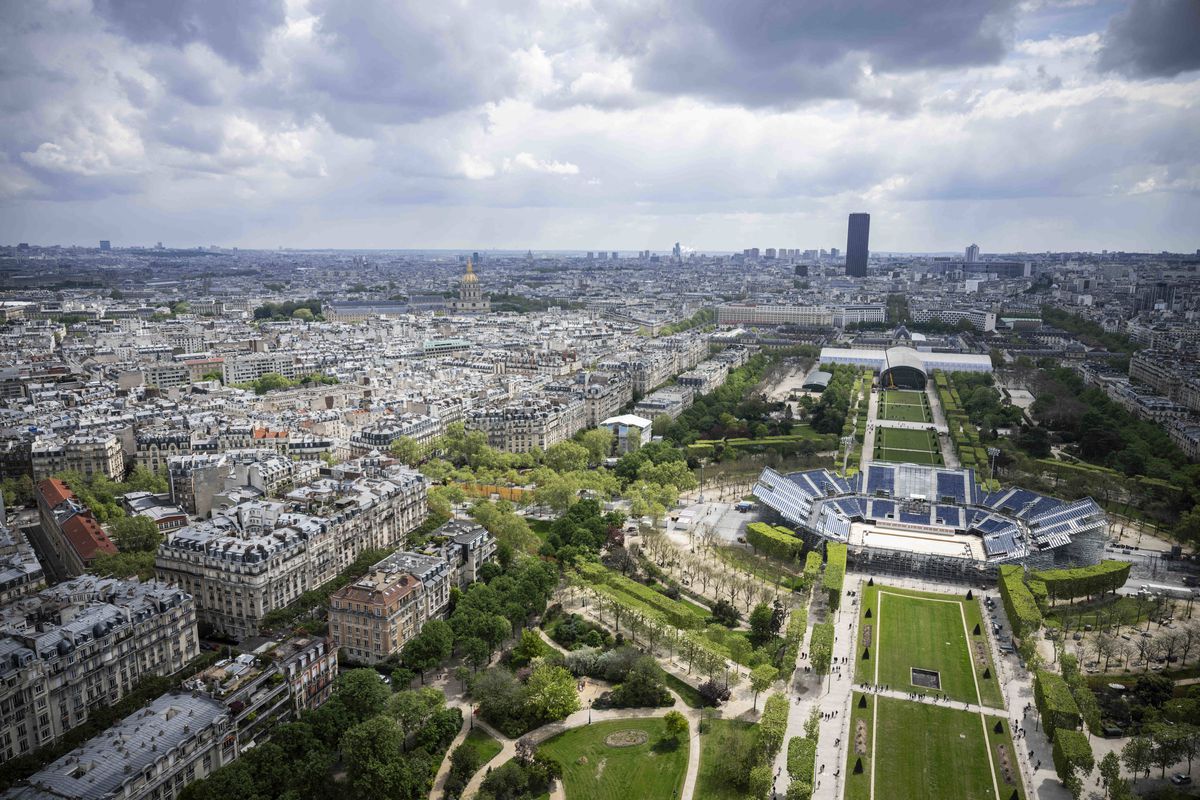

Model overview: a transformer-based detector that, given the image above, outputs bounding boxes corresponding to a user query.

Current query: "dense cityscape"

[2,2,1199,800]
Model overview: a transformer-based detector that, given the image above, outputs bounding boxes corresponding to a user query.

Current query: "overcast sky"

[1,0,1198,253]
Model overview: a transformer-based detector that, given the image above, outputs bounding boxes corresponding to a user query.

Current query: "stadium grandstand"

[753,462,1106,582]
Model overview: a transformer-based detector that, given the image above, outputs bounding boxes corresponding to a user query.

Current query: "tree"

[292,307,314,321]
[543,441,590,473]
[340,715,422,800]
[750,664,778,711]
[1148,722,1185,778]
[109,515,162,552]
[663,709,688,741]
[748,603,774,648]
[579,428,614,465]
[1121,736,1152,784]
[525,664,579,723]
[386,686,445,742]
[652,414,673,437]
[710,598,740,627]
[334,669,392,724]
[1099,751,1122,799]
[389,436,426,466]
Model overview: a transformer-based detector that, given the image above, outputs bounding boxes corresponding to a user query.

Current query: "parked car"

[1170,774,1192,786]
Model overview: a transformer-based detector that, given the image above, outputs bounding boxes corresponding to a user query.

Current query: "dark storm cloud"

[1096,0,1200,78]
[607,0,1019,107]
[92,0,286,69]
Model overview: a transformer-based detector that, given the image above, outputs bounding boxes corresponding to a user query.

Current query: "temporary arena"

[753,462,1107,582]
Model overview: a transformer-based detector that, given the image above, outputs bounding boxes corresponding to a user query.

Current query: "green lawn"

[855,584,1003,709]
[874,427,942,466]
[538,718,688,800]
[879,391,931,423]
[844,692,875,800]
[868,697,1007,800]
[695,718,758,800]
[460,728,503,771]
[663,672,706,708]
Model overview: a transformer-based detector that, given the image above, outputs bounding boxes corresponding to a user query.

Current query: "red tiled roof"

[37,478,73,507]
[62,514,118,561]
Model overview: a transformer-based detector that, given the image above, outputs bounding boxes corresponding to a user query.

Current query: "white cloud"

[503,152,580,175]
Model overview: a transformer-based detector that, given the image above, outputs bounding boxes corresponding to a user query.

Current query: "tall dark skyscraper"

[845,213,870,277]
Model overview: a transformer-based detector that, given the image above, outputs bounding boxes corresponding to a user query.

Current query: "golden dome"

[462,256,478,284]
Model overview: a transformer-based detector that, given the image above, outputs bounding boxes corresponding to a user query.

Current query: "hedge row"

[998,564,1043,638]
[1030,560,1131,604]
[803,551,822,580]
[823,542,847,611]
[758,693,790,762]
[779,606,808,677]
[577,562,705,630]
[810,622,834,675]
[747,522,805,562]
[1034,670,1083,740]
[787,736,818,800]
[1051,728,1094,785]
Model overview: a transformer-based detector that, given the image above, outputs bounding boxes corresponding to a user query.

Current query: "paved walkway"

[925,381,959,468]
[860,387,879,471]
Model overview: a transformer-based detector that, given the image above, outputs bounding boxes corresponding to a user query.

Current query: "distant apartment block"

[0,576,199,761]
[716,304,834,328]
[465,397,586,453]
[30,432,124,481]
[155,467,427,639]
[30,478,117,582]
[329,521,495,663]
[599,414,653,454]
[910,306,998,332]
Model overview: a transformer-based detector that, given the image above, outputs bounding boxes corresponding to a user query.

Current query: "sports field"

[854,584,1003,708]
[878,390,931,423]
[873,428,942,466]
[843,696,1025,800]
[844,583,1022,800]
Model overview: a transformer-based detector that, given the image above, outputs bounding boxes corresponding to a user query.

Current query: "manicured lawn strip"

[539,718,688,800]
[844,692,874,800]
[460,728,503,771]
[695,719,759,800]
[872,698,998,800]
[984,715,1026,800]
[879,391,931,423]
[876,428,938,451]
[875,448,943,466]
[663,672,706,708]
[855,584,1003,709]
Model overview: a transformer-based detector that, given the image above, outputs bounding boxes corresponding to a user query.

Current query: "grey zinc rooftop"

[8,692,227,800]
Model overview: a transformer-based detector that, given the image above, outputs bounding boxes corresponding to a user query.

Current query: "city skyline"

[1,0,1198,252]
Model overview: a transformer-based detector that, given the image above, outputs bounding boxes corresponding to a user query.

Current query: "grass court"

[878,390,932,424]
[854,584,1004,709]
[874,427,942,466]
[843,695,1024,800]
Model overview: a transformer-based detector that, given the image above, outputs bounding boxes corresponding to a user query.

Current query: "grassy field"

[874,427,942,466]
[695,718,758,800]
[866,697,1012,800]
[538,718,688,800]
[879,391,931,423]
[854,584,1003,709]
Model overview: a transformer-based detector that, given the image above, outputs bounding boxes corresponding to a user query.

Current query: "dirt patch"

[973,640,989,668]
[604,729,649,747]
[862,624,872,648]
[595,757,607,780]
[996,744,1015,785]
[855,719,869,755]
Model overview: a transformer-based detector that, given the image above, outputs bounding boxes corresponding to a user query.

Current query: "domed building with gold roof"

[451,256,490,313]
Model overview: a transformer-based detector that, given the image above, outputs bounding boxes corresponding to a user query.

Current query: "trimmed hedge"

[803,551,822,580]
[823,542,847,611]
[758,693,790,761]
[747,522,804,563]
[810,622,834,675]
[1051,728,1094,784]
[1034,670,1082,740]
[1031,560,1131,604]
[998,564,1042,638]
[787,736,817,799]
[779,606,808,676]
